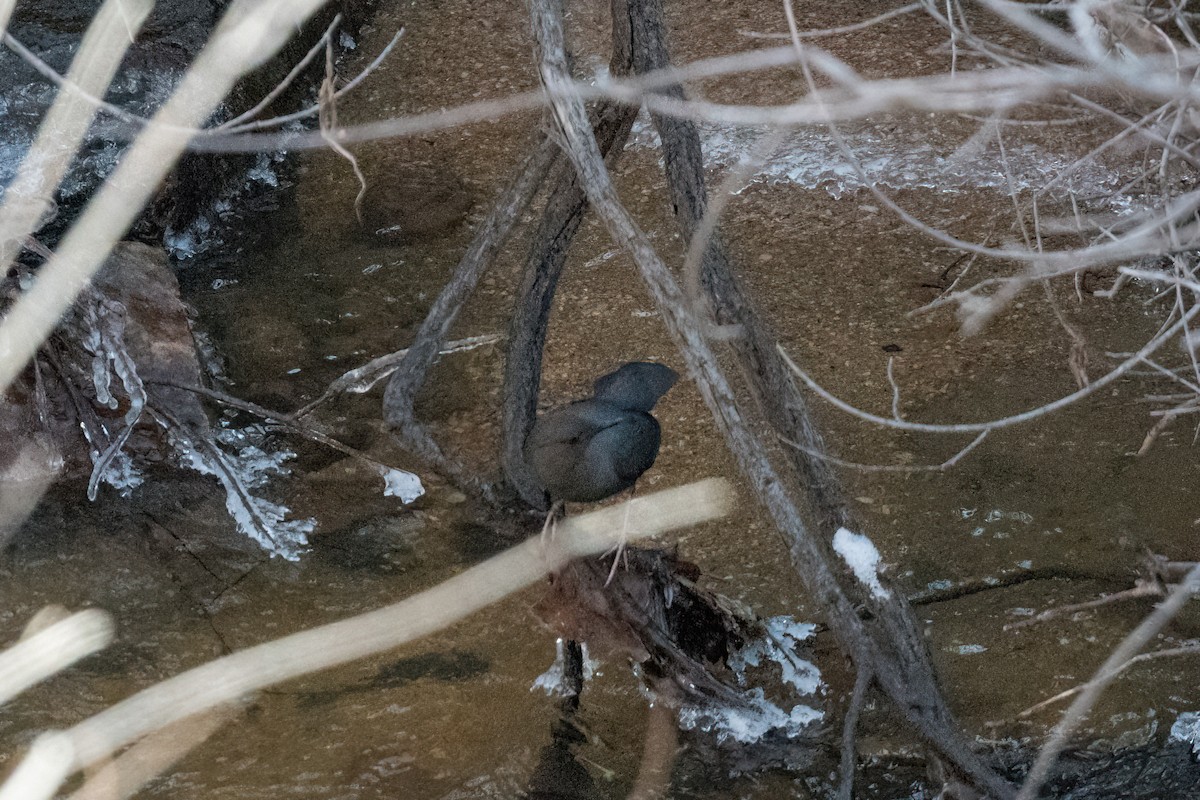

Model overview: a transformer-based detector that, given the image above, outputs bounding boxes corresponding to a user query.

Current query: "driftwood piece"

[531,0,1013,796]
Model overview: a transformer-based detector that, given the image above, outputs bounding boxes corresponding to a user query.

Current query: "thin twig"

[215,14,342,130]
[1015,643,1200,720]
[738,4,923,40]
[779,431,989,473]
[1016,563,1200,799]
[148,379,416,480]
[319,40,367,224]
[296,333,502,418]
[777,300,1199,435]
[1003,581,1165,631]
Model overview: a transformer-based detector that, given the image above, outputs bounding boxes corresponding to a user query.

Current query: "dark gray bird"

[525,362,678,505]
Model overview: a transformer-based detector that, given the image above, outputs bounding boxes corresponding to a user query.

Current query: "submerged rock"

[0,241,207,489]
[93,242,208,431]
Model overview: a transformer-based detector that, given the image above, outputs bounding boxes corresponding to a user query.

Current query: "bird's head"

[592,361,679,412]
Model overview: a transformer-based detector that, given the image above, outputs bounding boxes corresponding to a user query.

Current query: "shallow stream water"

[5,1,1200,798]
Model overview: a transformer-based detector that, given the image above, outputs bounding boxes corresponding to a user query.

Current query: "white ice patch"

[985,509,1033,524]
[1170,711,1200,756]
[678,688,821,744]
[164,150,287,260]
[630,117,1131,205]
[729,616,821,695]
[213,428,296,484]
[79,297,147,500]
[681,615,823,744]
[532,638,596,696]
[380,467,425,504]
[90,449,143,497]
[246,153,279,187]
[583,249,620,268]
[833,527,890,600]
[168,426,314,560]
[164,216,211,260]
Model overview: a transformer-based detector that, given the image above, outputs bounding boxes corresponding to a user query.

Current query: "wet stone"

[2,242,207,487]
[93,242,209,431]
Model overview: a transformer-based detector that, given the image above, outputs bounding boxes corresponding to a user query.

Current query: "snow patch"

[833,527,890,599]
[1170,711,1200,755]
[380,467,425,504]
[681,615,824,744]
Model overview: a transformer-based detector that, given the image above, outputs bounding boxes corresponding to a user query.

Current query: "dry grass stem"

[67,707,237,800]
[0,0,152,276]
[0,0,15,38]
[0,731,75,800]
[740,3,923,40]
[20,605,74,639]
[780,430,989,473]
[319,40,367,224]
[154,379,421,497]
[299,332,502,417]
[777,303,1199,434]
[190,49,1131,155]
[1017,563,1200,798]
[1016,643,1200,720]
[626,698,679,800]
[2,21,404,140]
[219,27,406,136]
[50,479,730,770]
[215,14,343,131]
[0,609,114,708]
[0,34,196,140]
[0,464,54,551]
[1004,581,1165,632]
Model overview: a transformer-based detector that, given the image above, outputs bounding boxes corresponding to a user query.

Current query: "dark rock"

[0,242,207,491]
[93,242,208,430]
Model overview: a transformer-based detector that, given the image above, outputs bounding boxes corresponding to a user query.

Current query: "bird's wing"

[525,401,628,451]
[593,413,661,483]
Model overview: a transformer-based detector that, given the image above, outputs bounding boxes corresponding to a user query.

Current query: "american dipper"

[525,362,679,505]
